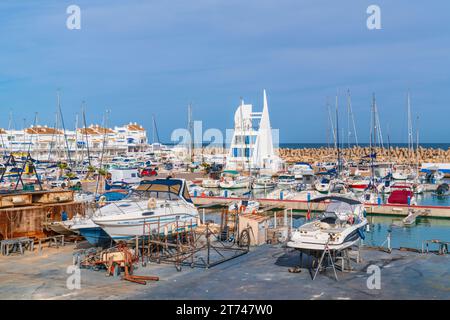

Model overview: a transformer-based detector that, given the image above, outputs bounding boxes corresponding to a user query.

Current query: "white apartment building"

[0,122,148,160]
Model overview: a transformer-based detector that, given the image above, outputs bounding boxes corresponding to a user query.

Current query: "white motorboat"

[314,177,332,194]
[290,162,314,179]
[201,178,220,188]
[252,175,276,189]
[93,179,199,241]
[288,196,367,251]
[277,174,297,189]
[219,171,251,189]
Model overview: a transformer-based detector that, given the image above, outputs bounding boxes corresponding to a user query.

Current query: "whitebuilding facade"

[226,90,284,173]
[0,122,147,160]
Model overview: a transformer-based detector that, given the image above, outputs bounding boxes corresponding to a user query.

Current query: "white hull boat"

[93,179,199,241]
[288,196,367,251]
[201,179,220,188]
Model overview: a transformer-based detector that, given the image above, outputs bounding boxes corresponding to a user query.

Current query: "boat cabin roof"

[135,178,193,203]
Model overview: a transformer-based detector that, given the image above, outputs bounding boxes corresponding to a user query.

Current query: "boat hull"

[78,227,112,247]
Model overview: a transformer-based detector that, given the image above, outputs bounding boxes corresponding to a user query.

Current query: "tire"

[238,229,251,250]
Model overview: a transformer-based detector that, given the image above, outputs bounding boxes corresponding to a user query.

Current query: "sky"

[0,0,449,143]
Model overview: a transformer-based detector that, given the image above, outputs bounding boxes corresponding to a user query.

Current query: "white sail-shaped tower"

[226,90,284,173]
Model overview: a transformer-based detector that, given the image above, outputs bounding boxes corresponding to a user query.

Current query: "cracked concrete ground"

[0,242,449,300]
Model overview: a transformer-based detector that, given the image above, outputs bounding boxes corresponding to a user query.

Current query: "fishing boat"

[287,196,367,251]
[93,178,199,241]
[219,170,251,189]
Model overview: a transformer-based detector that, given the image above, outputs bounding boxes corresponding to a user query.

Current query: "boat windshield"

[133,179,193,203]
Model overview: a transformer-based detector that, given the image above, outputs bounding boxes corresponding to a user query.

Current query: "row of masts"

[326,91,420,151]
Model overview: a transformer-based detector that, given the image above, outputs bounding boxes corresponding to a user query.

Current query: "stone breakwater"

[278,146,450,164]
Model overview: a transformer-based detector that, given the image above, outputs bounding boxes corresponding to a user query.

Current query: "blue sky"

[0,0,449,143]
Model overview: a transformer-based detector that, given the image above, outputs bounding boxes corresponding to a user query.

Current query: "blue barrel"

[224,190,228,198]
[280,191,284,200]
[377,196,381,206]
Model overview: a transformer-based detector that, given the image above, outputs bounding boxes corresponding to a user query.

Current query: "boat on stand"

[92,179,199,241]
[287,196,367,251]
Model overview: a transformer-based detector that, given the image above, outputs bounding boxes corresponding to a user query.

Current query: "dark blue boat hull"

[78,227,112,247]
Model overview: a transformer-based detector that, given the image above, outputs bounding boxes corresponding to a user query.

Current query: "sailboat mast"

[335,94,341,175]
[57,91,72,165]
[82,104,91,167]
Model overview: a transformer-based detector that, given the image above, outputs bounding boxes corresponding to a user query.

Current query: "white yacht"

[93,179,199,241]
[290,162,314,179]
[288,196,367,251]
[252,175,276,189]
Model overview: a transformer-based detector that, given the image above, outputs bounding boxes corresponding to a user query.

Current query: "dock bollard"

[407,195,411,206]
[377,196,381,206]
[224,190,228,198]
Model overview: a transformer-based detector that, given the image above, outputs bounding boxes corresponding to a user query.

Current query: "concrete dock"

[193,196,450,218]
[0,242,448,300]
